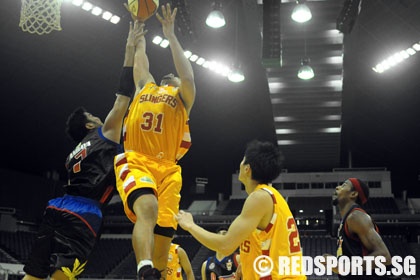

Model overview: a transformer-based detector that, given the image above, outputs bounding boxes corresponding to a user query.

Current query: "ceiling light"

[110,15,120,24]
[321,127,341,133]
[323,101,341,107]
[322,115,341,121]
[102,11,112,20]
[208,61,230,76]
[91,7,102,16]
[277,140,297,145]
[372,43,419,73]
[152,36,163,45]
[183,50,192,58]
[160,39,169,48]
[325,56,343,64]
[206,2,226,28]
[274,116,294,122]
[196,57,205,65]
[214,64,230,76]
[298,58,314,80]
[325,79,343,91]
[153,42,241,82]
[406,48,416,56]
[81,2,92,11]
[268,82,285,91]
[228,63,245,83]
[276,129,296,134]
[71,0,83,6]
[189,54,199,62]
[228,69,245,83]
[271,98,284,104]
[291,1,312,23]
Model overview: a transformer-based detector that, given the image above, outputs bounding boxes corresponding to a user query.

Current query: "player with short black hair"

[22,21,144,280]
[65,107,90,143]
[177,140,306,279]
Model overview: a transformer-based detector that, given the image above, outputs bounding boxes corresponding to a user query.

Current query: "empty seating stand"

[222,199,245,215]
[82,237,132,278]
[364,197,400,214]
[0,231,36,263]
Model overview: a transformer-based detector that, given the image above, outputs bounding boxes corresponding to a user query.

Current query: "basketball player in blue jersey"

[201,228,241,280]
[22,21,145,280]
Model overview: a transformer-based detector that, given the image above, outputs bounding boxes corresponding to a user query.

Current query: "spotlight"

[291,0,312,23]
[206,2,226,28]
[228,68,245,83]
[298,58,314,80]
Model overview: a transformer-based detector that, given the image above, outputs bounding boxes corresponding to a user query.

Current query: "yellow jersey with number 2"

[240,184,306,280]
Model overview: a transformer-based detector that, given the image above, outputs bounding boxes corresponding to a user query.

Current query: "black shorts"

[24,195,102,278]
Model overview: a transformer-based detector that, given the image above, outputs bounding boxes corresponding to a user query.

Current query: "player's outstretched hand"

[175,210,194,231]
[126,20,147,48]
[156,3,177,39]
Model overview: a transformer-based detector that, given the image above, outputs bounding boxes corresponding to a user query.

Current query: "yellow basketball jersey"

[167,243,183,280]
[240,185,306,280]
[123,82,191,162]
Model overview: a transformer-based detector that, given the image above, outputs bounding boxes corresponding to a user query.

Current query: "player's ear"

[85,122,95,129]
[244,164,251,174]
[350,190,358,201]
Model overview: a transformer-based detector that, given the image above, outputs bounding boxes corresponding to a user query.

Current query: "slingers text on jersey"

[138,92,177,108]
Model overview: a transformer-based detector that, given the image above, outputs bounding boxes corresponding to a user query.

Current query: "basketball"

[127,0,159,22]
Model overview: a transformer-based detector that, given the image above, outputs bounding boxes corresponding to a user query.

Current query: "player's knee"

[128,188,157,216]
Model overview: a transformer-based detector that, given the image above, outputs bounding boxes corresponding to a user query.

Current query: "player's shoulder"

[348,207,369,220]
[346,208,372,229]
[249,187,274,201]
[243,188,273,212]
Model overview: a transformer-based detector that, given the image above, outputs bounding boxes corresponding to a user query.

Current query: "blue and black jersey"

[64,127,121,205]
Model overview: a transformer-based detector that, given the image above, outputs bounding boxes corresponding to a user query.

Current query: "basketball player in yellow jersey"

[167,243,195,280]
[176,141,306,280]
[114,3,196,280]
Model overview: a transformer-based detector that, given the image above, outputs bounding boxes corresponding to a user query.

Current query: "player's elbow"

[382,250,392,265]
[180,76,195,87]
[218,244,237,256]
[373,247,392,265]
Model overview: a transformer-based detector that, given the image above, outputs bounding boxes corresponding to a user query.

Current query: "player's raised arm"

[133,20,155,94]
[156,3,195,115]
[102,21,145,142]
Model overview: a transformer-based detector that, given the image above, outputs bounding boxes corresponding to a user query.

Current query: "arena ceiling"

[1,0,420,197]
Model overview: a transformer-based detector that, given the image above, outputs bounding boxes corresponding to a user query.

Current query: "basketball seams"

[145,0,151,15]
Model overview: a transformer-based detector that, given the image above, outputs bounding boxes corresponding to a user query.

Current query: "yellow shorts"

[114,151,182,229]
